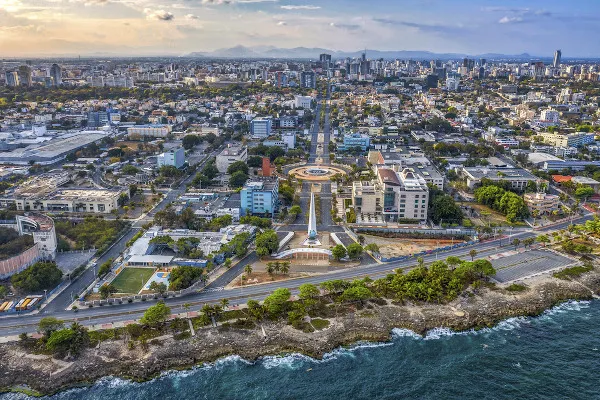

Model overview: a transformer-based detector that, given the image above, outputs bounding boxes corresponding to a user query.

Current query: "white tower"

[308,193,317,240]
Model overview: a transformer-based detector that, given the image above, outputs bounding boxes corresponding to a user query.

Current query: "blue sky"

[0,0,599,56]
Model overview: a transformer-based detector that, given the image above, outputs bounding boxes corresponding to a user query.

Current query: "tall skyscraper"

[319,53,332,69]
[553,50,562,68]
[50,64,62,86]
[17,65,32,87]
[4,71,19,87]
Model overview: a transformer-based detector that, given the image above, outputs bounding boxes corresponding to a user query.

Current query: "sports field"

[111,267,155,294]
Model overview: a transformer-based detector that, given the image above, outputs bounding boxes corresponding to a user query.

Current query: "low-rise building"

[157,147,185,168]
[216,145,248,173]
[540,132,595,148]
[461,167,540,191]
[523,192,559,215]
[339,133,371,151]
[127,125,172,138]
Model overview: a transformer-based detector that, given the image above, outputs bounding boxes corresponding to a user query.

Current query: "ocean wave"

[391,328,422,340]
[260,353,314,369]
[542,300,591,317]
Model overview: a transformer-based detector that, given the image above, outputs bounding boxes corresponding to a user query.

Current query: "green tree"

[140,301,171,327]
[298,283,320,301]
[331,244,347,261]
[99,284,117,299]
[247,156,263,168]
[263,288,291,317]
[512,238,521,249]
[536,234,550,246]
[364,243,380,253]
[340,285,373,305]
[244,264,253,276]
[11,262,62,293]
[469,249,477,261]
[149,281,167,295]
[346,243,364,259]
[38,317,64,338]
[46,322,89,357]
[229,171,249,188]
[575,186,594,201]
[255,230,279,256]
[227,161,249,175]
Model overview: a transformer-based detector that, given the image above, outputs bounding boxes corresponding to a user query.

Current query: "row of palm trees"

[266,261,291,276]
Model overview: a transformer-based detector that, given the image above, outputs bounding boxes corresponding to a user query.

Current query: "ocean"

[3,300,600,400]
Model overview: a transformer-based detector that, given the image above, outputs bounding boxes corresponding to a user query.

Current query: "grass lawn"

[111,267,155,294]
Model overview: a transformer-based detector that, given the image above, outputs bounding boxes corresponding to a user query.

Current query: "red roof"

[551,175,572,183]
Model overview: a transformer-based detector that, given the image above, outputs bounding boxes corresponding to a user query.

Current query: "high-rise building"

[275,71,288,88]
[319,53,332,69]
[300,71,316,88]
[50,64,62,86]
[553,50,562,68]
[240,178,279,216]
[17,65,32,87]
[4,71,19,87]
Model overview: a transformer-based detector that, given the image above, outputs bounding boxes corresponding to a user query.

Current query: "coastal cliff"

[1,270,599,397]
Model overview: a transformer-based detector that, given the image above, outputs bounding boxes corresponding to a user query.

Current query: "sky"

[0,0,599,57]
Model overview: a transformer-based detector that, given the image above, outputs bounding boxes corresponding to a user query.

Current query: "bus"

[0,302,8,312]
[18,298,31,311]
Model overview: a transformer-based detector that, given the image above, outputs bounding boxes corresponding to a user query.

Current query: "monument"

[304,193,321,245]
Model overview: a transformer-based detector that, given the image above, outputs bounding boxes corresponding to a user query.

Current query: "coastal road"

[0,215,588,336]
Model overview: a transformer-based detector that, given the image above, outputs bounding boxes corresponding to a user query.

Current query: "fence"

[356,226,476,238]
[378,240,479,263]
[0,244,41,279]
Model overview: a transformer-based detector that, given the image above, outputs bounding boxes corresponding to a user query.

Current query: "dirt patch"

[362,234,458,258]
[227,272,311,288]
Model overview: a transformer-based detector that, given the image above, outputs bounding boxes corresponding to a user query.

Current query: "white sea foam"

[543,300,591,317]
[391,328,423,340]
[260,353,313,369]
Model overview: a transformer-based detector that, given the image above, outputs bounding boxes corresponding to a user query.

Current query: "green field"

[111,267,155,294]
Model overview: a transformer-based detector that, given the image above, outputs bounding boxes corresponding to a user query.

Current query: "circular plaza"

[288,165,347,181]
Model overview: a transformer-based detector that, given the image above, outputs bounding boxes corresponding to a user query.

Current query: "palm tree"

[183,303,191,318]
[244,265,253,276]
[469,249,477,261]
[266,263,275,276]
[280,261,290,275]
[220,298,229,310]
[416,256,424,268]
[512,238,520,250]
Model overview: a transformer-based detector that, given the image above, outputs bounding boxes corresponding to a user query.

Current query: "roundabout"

[288,165,347,181]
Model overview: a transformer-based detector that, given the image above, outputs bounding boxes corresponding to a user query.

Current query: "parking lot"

[492,249,576,283]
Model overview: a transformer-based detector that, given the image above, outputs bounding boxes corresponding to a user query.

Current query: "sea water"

[3,300,600,400]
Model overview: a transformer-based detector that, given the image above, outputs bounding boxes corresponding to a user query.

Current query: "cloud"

[185,13,199,19]
[276,20,286,25]
[280,5,320,10]
[144,8,174,21]
[498,16,523,24]
[374,18,465,35]
[329,22,360,31]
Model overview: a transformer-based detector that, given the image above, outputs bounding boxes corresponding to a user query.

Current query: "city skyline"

[1,0,600,57]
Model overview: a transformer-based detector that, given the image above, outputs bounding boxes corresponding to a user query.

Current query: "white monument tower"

[304,193,320,245]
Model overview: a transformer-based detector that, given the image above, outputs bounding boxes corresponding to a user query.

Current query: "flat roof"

[128,255,173,263]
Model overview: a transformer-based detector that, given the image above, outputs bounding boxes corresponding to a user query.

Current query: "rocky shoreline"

[1,270,599,397]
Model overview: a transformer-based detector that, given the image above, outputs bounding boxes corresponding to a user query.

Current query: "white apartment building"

[540,109,560,124]
[294,95,313,109]
[127,125,172,138]
[352,167,429,223]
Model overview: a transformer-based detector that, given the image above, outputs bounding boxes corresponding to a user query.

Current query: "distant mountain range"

[187,46,540,60]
